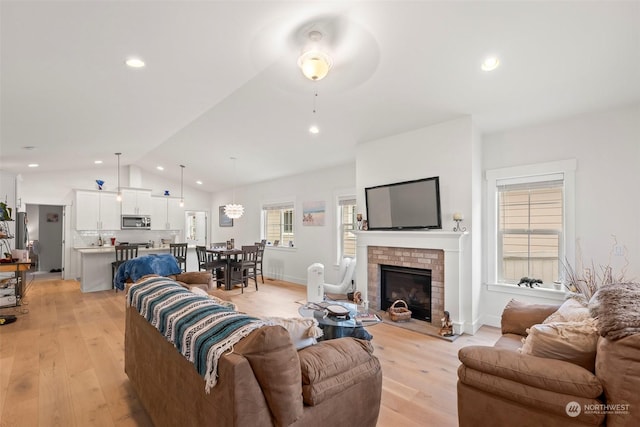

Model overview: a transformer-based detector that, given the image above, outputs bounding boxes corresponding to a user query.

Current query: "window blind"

[262,202,294,211]
[338,197,356,206]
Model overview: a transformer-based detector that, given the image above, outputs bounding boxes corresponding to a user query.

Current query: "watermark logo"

[565,401,631,417]
[566,401,581,417]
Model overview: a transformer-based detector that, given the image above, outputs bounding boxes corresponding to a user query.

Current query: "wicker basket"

[388,300,412,322]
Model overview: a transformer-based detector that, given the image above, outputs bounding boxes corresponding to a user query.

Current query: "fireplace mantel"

[355,230,468,335]
[356,230,466,250]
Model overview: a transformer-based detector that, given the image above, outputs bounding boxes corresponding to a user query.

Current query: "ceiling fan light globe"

[298,51,332,81]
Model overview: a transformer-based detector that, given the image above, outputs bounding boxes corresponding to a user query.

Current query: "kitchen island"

[75,246,170,292]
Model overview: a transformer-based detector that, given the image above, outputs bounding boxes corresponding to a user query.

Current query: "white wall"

[356,116,482,332]
[480,104,640,326]
[356,117,475,228]
[210,163,356,285]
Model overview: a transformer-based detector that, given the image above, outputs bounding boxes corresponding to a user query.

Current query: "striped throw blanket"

[127,276,265,392]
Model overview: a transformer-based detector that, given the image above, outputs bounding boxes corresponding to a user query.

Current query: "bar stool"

[111,245,138,291]
[169,243,188,272]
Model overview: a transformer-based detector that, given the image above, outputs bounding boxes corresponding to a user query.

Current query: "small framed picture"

[219,206,233,227]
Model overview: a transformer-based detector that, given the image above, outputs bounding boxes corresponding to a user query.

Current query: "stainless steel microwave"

[121,215,151,230]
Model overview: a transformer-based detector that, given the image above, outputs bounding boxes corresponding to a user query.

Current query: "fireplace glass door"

[380,265,431,321]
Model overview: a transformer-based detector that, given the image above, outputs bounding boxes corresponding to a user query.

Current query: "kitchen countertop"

[74,246,172,254]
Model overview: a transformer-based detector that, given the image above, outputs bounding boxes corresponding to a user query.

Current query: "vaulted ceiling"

[2,1,639,192]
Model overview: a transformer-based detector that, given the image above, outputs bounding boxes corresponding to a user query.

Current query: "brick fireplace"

[355,230,467,335]
[368,246,444,327]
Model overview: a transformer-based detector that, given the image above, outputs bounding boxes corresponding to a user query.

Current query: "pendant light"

[115,152,122,202]
[179,164,185,207]
[224,157,244,219]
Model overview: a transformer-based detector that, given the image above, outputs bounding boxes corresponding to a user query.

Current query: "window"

[498,178,563,284]
[337,197,357,259]
[262,202,295,246]
[486,159,576,287]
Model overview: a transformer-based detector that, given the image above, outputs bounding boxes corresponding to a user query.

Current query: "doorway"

[185,210,207,247]
[25,204,65,279]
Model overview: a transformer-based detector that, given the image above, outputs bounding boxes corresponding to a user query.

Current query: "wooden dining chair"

[196,245,227,288]
[111,244,138,291]
[254,241,266,284]
[230,245,259,293]
[169,243,188,272]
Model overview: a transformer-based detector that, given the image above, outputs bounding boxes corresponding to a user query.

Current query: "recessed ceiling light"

[156,166,164,171]
[309,125,320,134]
[28,163,39,168]
[125,58,145,68]
[481,56,500,71]
[196,180,203,185]
[94,160,103,164]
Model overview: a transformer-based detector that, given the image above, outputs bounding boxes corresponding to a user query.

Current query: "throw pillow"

[263,317,323,350]
[520,318,599,371]
[589,282,640,340]
[543,297,590,324]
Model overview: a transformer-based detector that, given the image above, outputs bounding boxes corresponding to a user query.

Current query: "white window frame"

[261,201,295,247]
[486,159,576,287]
[336,196,357,262]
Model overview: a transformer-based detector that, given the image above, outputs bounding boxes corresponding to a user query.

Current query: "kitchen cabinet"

[120,188,152,216]
[75,190,120,230]
[151,196,184,230]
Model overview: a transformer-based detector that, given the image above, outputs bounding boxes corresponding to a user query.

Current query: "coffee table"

[298,300,381,341]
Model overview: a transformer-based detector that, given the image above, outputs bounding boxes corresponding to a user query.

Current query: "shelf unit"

[0,219,26,308]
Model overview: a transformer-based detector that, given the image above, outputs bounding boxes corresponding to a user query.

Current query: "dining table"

[206,247,243,290]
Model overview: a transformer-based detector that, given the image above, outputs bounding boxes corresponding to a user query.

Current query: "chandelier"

[224,157,244,219]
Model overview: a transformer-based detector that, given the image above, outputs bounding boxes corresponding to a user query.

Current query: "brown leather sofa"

[457,299,640,426]
[124,281,383,427]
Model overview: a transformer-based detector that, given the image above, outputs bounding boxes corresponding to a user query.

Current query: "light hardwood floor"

[0,277,500,427]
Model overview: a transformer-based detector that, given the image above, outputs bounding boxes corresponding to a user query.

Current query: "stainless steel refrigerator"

[15,212,28,250]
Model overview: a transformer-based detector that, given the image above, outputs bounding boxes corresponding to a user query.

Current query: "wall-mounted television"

[365,176,442,230]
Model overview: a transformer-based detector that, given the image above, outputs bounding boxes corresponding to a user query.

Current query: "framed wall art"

[219,206,233,227]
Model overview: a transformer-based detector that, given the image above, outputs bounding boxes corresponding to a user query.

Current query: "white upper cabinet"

[151,196,184,230]
[75,190,120,230]
[121,188,152,216]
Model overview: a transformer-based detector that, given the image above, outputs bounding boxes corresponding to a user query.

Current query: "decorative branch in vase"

[562,236,633,302]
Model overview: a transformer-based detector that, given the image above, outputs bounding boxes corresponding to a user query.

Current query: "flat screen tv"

[365,176,441,230]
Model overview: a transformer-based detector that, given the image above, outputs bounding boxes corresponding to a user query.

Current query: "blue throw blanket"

[114,253,182,290]
[127,276,265,392]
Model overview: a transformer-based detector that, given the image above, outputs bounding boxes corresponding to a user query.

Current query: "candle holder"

[453,219,466,232]
[453,213,466,232]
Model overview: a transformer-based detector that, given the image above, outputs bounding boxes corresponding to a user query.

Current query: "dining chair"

[169,243,188,272]
[254,241,266,284]
[196,245,227,288]
[230,245,259,293]
[111,244,138,291]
